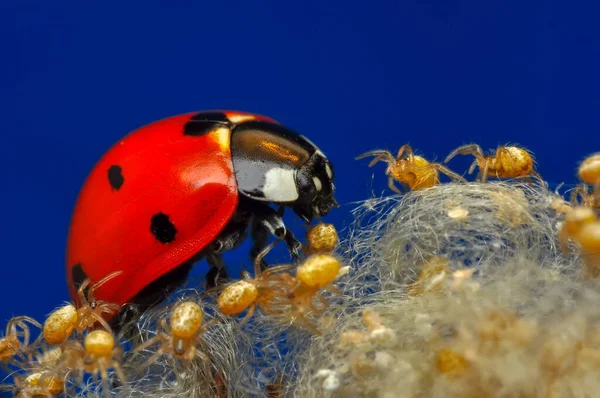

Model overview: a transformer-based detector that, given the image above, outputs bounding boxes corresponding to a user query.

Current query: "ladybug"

[66,110,337,324]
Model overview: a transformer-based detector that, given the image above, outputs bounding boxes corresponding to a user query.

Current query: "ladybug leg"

[275,206,302,260]
[249,222,270,270]
[205,219,250,287]
[249,204,302,270]
[205,253,229,288]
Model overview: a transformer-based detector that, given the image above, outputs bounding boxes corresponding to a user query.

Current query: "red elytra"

[65,111,275,312]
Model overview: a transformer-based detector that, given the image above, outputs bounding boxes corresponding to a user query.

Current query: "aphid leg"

[199,317,220,334]
[259,306,288,316]
[134,338,169,370]
[99,302,122,316]
[98,362,111,398]
[202,280,231,297]
[253,239,283,276]
[370,153,394,168]
[192,339,210,363]
[80,270,124,306]
[310,295,329,314]
[196,350,212,379]
[237,304,256,327]
[323,285,343,295]
[112,362,127,390]
[387,175,403,194]
[478,159,491,183]
[261,264,297,277]
[11,347,30,367]
[569,185,581,205]
[396,144,414,162]
[431,163,467,183]
[91,270,124,291]
[8,316,41,343]
[355,150,395,165]
[77,278,92,305]
[89,312,114,333]
[6,319,22,340]
[401,181,412,192]
[522,170,546,186]
[467,159,478,175]
[444,143,484,164]
[293,312,322,335]
[133,323,168,355]
[8,316,41,364]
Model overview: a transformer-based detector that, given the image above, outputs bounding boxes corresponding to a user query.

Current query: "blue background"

[1,0,599,358]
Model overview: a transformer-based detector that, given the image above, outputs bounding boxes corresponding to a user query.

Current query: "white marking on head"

[263,168,299,202]
[312,176,322,191]
[325,163,333,179]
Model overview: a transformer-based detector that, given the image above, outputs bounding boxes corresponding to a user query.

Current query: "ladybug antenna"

[254,239,282,276]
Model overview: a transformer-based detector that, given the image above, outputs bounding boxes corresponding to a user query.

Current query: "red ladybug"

[66,111,337,323]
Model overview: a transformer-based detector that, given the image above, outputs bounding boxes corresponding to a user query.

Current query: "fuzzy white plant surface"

[291,181,600,398]
[41,180,600,398]
[108,291,257,398]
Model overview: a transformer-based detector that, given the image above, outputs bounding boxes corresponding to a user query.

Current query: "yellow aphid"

[24,371,64,396]
[436,348,469,375]
[0,336,20,361]
[357,144,465,193]
[447,206,469,220]
[306,223,339,253]
[0,316,40,365]
[493,146,534,177]
[407,256,451,296]
[43,271,122,346]
[218,280,259,316]
[170,301,204,339]
[559,206,597,252]
[132,301,214,369]
[578,153,600,185]
[565,207,596,234]
[84,330,114,357]
[36,346,63,367]
[52,328,126,393]
[44,304,77,345]
[578,222,600,254]
[445,144,542,183]
[297,254,342,288]
[402,155,439,190]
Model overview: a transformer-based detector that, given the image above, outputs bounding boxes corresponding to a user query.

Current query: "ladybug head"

[230,119,337,223]
[292,150,337,222]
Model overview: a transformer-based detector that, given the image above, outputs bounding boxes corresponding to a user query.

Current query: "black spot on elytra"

[71,263,88,293]
[107,165,124,190]
[183,112,231,136]
[150,212,178,243]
